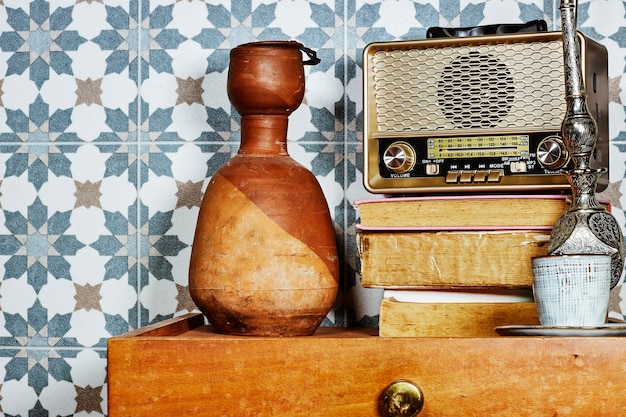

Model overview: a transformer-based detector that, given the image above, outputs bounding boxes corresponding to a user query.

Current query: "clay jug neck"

[239,114,289,156]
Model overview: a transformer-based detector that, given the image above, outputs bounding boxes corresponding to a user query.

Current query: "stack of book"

[355,194,596,337]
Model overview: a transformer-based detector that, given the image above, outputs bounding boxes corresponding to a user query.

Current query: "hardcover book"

[357,227,550,288]
[378,289,539,337]
[354,194,590,229]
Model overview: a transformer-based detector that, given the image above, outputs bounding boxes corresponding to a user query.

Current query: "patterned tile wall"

[1,0,625,415]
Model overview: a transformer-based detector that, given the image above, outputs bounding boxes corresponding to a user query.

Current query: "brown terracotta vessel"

[189,41,339,336]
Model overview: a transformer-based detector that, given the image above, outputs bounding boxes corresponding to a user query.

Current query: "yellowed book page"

[358,230,549,288]
[356,195,573,227]
[378,297,540,337]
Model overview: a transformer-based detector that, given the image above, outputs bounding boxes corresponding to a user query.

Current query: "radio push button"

[383,141,416,174]
[459,171,474,183]
[473,170,488,182]
[445,171,460,183]
[487,170,504,182]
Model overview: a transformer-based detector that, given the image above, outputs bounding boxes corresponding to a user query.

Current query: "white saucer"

[495,324,626,337]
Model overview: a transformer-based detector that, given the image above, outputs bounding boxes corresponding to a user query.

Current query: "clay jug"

[189,41,339,336]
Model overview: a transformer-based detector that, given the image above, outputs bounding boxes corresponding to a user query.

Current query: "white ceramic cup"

[531,254,612,327]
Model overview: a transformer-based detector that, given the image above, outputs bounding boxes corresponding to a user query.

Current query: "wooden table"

[108,313,626,416]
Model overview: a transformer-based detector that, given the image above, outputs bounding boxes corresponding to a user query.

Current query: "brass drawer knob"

[383,380,424,417]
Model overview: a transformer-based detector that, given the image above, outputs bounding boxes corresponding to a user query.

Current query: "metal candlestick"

[547,0,625,288]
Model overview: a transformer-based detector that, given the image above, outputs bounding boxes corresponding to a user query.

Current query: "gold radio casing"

[363,31,609,194]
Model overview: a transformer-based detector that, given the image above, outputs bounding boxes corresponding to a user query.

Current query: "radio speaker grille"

[371,40,564,133]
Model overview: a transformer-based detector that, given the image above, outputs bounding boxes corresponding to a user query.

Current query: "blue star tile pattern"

[2,0,626,414]
[137,142,231,325]
[1,2,138,144]
[0,143,139,351]
[0,347,107,416]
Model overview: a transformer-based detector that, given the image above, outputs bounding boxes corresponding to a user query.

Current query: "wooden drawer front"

[108,314,626,416]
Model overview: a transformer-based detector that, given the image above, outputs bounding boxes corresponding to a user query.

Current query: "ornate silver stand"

[547,0,625,288]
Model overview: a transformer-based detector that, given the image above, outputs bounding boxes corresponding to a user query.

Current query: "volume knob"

[537,136,569,169]
[383,141,416,174]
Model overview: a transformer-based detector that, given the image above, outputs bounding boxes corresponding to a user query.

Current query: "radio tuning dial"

[537,136,569,169]
[383,141,416,174]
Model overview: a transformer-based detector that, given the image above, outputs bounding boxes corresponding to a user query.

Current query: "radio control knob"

[383,141,416,174]
[537,136,569,169]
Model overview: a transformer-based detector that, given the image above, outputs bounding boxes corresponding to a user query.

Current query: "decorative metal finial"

[559,0,597,169]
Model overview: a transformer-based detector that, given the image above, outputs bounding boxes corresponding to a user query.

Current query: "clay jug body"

[189,41,338,336]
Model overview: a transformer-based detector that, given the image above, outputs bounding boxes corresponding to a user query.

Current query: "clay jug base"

[207,312,326,337]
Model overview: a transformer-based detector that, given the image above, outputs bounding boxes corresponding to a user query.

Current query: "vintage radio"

[363,31,609,194]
